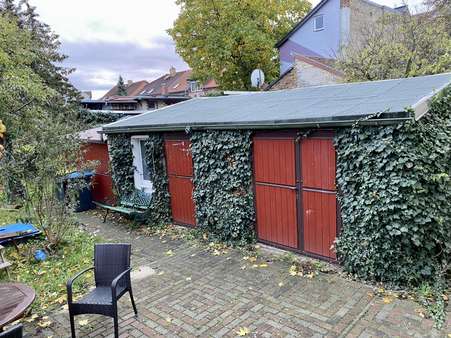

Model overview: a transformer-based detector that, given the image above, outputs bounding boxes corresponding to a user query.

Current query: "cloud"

[61,35,188,91]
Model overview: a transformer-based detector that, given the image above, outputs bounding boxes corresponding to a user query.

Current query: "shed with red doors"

[79,127,115,204]
[102,74,451,261]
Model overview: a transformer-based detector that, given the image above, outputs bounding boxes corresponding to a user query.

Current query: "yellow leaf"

[38,320,52,328]
[166,317,172,323]
[259,263,268,268]
[78,319,89,326]
[236,327,250,336]
[165,250,174,256]
[212,249,220,256]
[383,296,393,304]
[249,257,257,263]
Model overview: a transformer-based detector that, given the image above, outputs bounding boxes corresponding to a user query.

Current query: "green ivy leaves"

[108,134,135,198]
[191,130,255,244]
[335,86,451,286]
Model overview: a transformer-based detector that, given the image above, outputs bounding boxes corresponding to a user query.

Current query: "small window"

[313,15,324,31]
[189,80,200,92]
[131,136,153,193]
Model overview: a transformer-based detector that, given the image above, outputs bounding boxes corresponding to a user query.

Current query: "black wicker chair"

[66,243,137,338]
[0,324,23,338]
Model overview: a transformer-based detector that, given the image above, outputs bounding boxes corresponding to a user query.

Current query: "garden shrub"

[191,130,255,244]
[78,109,126,126]
[143,134,171,225]
[107,134,135,198]
[335,86,451,287]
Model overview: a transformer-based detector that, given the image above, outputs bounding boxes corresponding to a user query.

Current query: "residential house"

[81,67,219,112]
[269,0,408,90]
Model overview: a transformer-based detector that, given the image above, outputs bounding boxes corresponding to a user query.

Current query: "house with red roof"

[81,67,219,112]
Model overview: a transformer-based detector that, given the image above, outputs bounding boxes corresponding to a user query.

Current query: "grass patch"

[0,209,99,316]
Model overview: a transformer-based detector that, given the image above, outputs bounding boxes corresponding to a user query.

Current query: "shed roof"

[103,73,451,133]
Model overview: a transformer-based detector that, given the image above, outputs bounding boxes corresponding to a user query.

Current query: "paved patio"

[26,212,449,337]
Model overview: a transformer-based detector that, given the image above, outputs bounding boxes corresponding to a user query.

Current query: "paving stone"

[22,211,451,337]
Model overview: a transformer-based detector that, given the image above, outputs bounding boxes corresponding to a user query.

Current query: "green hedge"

[335,87,451,286]
[78,109,125,126]
[143,134,171,225]
[190,130,255,244]
[107,134,135,198]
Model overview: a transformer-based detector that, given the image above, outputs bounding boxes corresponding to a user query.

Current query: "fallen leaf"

[242,256,249,261]
[38,320,52,328]
[166,317,172,323]
[212,249,220,256]
[236,327,250,336]
[165,250,174,256]
[185,277,192,281]
[289,266,297,276]
[78,319,89,326]
[259,263,268,268]
[252,264,258,268]
[249,257,257,263]
[157,271,165,276]
[240,265,247,270]
[278,282,284,287]
[383,296,393,304]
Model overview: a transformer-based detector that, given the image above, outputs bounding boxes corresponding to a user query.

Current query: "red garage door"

[164,137,196,227]
[254,134,298,249]
[301,137,337,259]
[253,131,338,260]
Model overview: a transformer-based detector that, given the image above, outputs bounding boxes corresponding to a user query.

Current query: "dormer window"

[313,15,324,31]
[189,80,200,92]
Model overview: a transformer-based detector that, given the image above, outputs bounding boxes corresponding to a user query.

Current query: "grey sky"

[29,0,424,98]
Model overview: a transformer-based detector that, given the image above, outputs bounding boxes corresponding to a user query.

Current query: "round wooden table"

[0,283,35,330]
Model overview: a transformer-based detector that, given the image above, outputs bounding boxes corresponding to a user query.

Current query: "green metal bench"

[93,190,151,222]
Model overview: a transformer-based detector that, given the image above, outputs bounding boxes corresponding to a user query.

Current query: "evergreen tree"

[117,75,127,96]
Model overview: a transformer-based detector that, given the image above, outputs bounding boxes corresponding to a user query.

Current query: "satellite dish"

[251,69,265,88]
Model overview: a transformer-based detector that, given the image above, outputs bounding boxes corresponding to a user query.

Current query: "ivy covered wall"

[190,130,255,244]
[107,134,135,198]
[335,87,451,286]
[144,134,171,225]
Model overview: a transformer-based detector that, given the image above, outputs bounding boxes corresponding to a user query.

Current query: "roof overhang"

[103,111,412,134]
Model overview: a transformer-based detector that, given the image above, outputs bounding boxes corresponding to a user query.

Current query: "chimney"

[161,83,168,95]
[169,66,176,77]
[127,80,133,86]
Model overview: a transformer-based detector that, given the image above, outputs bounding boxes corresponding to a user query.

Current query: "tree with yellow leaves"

[168,0,311,90]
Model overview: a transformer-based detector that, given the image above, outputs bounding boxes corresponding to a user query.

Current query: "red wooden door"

[164,138,196,226]
[253,135,298,249]
[82,143,115,204]
[301,137,337,259]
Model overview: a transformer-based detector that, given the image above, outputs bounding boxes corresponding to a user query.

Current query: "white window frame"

[131,135,153,193]
[313,15,324,31]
